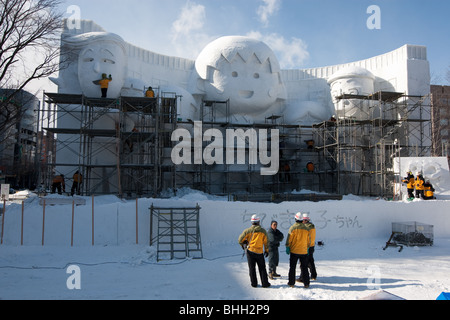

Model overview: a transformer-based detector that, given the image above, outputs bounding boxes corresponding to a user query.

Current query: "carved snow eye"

[232,71,238,78]
[84,58,94,62]
[103,59,115,65]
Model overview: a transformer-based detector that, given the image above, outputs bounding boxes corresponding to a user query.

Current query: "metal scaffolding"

[37,90,432,200]
[149,204,203,260]
[39,92,177,197]
[312,91,432,197]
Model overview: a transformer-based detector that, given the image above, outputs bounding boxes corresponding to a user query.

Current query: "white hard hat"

[251,214,261,223]
[295,212,302,221]
[302,213,310,221]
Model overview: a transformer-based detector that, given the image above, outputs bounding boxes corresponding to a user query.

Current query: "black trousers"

[101,88,108,98]
[52,182,63,194]
[288,253,310,286]
[300,246,317,280]
[416,189,424,199]
[246,250,270,287]
[407,188,414,199]
[71,182,80,196]
[268,246,279,273]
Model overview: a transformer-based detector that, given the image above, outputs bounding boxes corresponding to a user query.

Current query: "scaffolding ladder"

[150,204,203,261]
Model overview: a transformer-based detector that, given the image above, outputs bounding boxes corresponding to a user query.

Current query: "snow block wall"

[1,194,450,247]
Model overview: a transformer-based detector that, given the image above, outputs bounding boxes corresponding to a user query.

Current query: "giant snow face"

[195,36,286,116]
[78,40,127,98]
[61,32,128,98]
[328,66,376,119]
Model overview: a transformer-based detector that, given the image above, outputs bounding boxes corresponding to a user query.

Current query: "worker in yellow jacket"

[71,170,82,196]
[238,215,271,288]
[415,172,425,199]
[51,174,65,194]
[286,212,312,288]
[93,73,112,98]
[402,171,415,199]
[423,180,436,200]
[298,213,317,283]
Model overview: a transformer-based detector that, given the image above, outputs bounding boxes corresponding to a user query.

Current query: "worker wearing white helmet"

[298,213,317,283]
[238,214,271,288]
[285,212,313,288]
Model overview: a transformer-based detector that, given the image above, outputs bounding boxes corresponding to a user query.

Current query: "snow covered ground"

[0,157,449,301]
[0,192,449,301]
[1,237,449,300]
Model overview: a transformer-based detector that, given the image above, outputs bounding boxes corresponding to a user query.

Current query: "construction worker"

[93,73,112,98]
[286,212,312,288]
[238,214,271,288]
[267,220,284,280]
[402,171,415,200]
[415,172,425,199]
[51,174,65,195]
[423,180,436,200]
[71,171,82,196]
[298,213,317,283]
[145,86,155,98]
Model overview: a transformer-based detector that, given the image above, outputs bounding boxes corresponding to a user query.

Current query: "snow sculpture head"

[328,66,375,119]
[195,36,286,116]
[63,32,127,98]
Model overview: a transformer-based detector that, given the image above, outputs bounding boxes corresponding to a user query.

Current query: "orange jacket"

[73,173,82,183]
[52,175,65,186]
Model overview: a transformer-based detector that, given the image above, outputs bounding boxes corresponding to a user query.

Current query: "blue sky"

[60,0,449,84]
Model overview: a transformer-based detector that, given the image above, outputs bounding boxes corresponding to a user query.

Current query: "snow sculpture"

[193,36,287,122]
[328,66,376,119]
[56,32,128,98]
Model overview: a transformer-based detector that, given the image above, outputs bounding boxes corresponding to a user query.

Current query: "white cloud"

[170,1,213,59]
[171,1,206,40]
[257,0,281,26]
[246,31,309,69]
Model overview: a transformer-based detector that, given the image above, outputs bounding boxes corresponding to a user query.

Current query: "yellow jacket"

[415,177,425,190]
[305,222,316,246]
[99,78,112,89]
[285,222,311,255]
[424,183,435,198]
[402,176,415,189]
[238,225,268,255]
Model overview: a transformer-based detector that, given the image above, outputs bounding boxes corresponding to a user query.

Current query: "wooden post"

[92,195,94,246]
[21,201,24,245]
[149,204,153,246]
[136,198,138,244]
[1,200,5,244]
[71,200,75,247]
[42,199,46,246]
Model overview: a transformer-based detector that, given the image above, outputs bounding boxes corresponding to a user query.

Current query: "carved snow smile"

[239,90,254,99]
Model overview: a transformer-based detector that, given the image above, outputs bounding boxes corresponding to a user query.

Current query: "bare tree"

[0,0,63,141]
